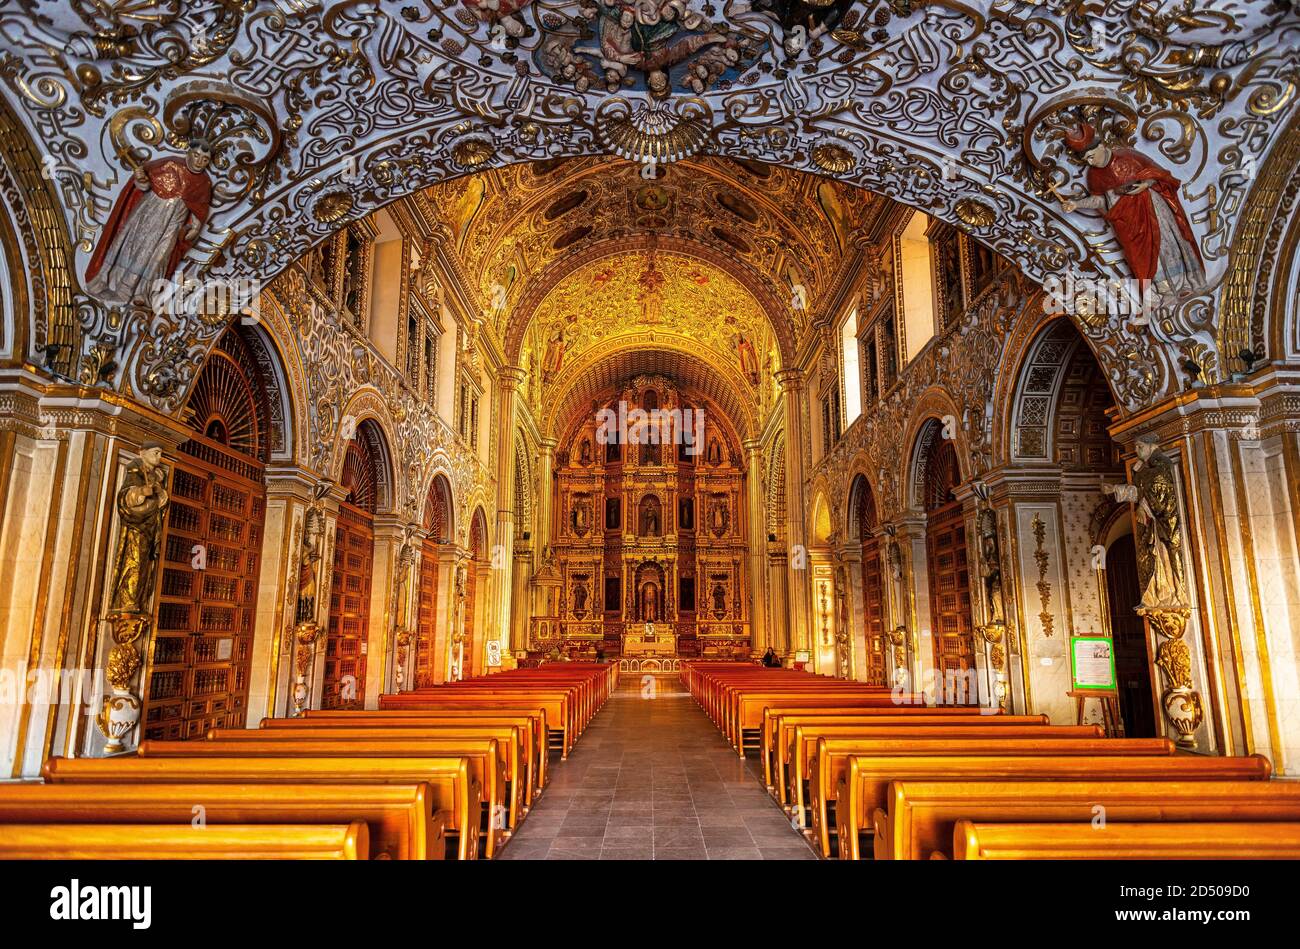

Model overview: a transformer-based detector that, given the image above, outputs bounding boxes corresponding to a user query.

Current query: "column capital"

[497,365,527,391]
[742,438,762,454]
[540,436,559,451]
[775,367,805,392]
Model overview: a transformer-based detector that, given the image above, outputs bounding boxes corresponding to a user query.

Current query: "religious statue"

[1059,123,1205,300]
[976,505,1005,625]
[542,328,566,384]
[571,497,592,536]
[737,334,760,385]
[395,526,418,624]
[108,443,170,615]
[679,497,694,530]
[834,564,851,679]
[706,438,723,466]
[1102,434,1186,609]
[709,498,729,536]
[579,437,592,465]
[712,582,727,615]
[295,482,331,624]
[572,582,589,615]
[642,499,660,536]
[886,532,903,582]
[85,139,214,307]
[642,584,658,622]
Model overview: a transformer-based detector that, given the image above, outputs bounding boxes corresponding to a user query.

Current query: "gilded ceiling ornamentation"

[522,248,776,412]
[419,155,875,337]
[0,1,1296,417]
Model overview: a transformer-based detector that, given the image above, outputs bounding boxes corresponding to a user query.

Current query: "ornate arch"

[331,389,398,513]
[848,472,879,543]
[469,506,490,561]
[1220,109,1300,364]
[901,389,968,513]
[504,235,795,364]
[423,471,454,544]
[0,95,79,374]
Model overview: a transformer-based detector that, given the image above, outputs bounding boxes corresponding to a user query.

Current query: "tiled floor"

[500,677,819,860]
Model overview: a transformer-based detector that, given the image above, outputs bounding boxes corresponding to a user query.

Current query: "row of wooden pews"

[0,663,617,860]
[683,662,1300,859]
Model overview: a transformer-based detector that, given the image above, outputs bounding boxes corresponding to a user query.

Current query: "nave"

[502,677,817,860]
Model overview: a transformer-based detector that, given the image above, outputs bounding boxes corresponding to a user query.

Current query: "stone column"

[743,439,768,652]
[432,545,460,684]
[364,514,404,707]
[777,368,811,655]
[489,366,527,673]
[896,515,929,698]
[836,544,866,681]
[250,467,321,722]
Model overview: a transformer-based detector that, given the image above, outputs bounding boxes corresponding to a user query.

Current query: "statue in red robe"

[1059,123,1204,297]
[85,140,214,306]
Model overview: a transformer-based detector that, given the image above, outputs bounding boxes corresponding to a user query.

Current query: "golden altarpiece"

[533,375,750,666]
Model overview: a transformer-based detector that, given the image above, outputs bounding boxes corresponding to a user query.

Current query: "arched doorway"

[918,426,976,703]
[851,476,886,686]
[1105,530,1156,737]
[416,474,452,688]
[144,325,275,740]
[324,420,385,709]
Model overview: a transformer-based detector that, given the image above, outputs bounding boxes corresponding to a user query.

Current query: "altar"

[622,623,677,657]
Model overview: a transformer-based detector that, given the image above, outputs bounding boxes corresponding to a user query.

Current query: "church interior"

[1,1,1300,871]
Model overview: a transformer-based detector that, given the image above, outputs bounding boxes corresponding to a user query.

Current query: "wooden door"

[926,505,976,703]
[1106,533,1156,737]
[146,460,264,739]
[324,503,373,709]
[861,535,886,686]
[415,539,440,688]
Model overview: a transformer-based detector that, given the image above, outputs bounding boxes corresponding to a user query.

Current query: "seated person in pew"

[833,753,1273,860]
[42,755,483,861]
[135,737,509,859]
[872,779,1300,860]
[0,783,447,860]
[948,820,1300,860]
[0,822,370,860]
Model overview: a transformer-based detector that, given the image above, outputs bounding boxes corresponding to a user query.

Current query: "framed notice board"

[1069,634,1118,692]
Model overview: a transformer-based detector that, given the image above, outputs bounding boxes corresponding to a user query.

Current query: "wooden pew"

[949,820,1300,860]
[0,783,446,860]
[288,709,549,793]
[42,755,482,860]
[380,693,575,758]
[0,822,370,859]
[136,737,508,859]
[834,753,1274,859]
[726,692,932,756]
[762,710,1047,791]
[802,735,1173,858]
[780,721,1098,810]
[785,722,1102,842]
[874,779,1300,860]
[212,724,531,830]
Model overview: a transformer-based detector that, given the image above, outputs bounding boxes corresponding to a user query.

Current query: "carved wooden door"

[325,503,372,709]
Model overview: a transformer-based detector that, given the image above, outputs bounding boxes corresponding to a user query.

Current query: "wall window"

[840,309,862,426]
[898,211,937,364]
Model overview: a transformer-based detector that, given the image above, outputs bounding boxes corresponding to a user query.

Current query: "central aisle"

[503,676,818,860]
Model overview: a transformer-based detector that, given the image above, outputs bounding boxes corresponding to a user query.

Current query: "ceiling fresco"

[518,247,780,421]
[420,154,879,336]
[0,2,1298,417]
